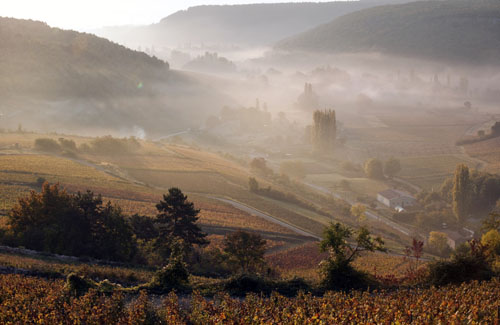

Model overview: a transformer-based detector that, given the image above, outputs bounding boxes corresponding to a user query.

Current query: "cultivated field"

[464,136,500,174]
[397,154,479,190]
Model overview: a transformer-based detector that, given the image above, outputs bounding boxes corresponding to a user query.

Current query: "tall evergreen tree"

[452,164,471,223]
[155,188,208,252]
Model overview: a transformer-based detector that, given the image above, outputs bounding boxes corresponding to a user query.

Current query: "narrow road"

[210,197,321,240]
[303,182,411,236]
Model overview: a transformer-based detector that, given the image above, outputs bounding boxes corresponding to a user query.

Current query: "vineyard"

[267,242,420,281]
[464,136,500,174]
[0,274,497,324]
[0,139,343,244]
[397,154,478,190]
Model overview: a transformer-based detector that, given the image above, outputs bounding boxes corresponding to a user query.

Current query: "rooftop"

[378,189,415,200]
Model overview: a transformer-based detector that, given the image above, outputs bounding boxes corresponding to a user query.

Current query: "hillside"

[276,0,500,64]
[0,18,228,135]
[94,0,413,47]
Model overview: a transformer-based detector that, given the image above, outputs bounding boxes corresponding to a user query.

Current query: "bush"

[87,136,141,155]
[34,138,61,153]
[364,158,384,179]
[427,241,494,286]
[149,258,189,293]
[320,263,372,291]
[58,138,77,152]
[250,157,273,177]
[224,274,270,296]
[65,273,94,296]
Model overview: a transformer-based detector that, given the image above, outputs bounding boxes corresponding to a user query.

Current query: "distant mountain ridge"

[93,0,414,47]
[276,0,500,64]
[0,17,228,135]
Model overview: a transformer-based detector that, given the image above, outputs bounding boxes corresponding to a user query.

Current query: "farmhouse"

[377,189,416,210]
[440,228,475,249]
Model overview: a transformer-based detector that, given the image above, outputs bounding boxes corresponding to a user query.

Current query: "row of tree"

[364,157,401,179]
[444,164,500,222]
[312,109,337,153]
[0,184,268,276]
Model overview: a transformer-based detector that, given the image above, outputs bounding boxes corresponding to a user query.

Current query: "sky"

[1,0,337,31]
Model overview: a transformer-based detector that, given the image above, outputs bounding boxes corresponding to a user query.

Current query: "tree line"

[0,184,269,279]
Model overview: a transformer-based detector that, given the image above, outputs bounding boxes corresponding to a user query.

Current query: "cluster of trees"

[363,157,401,179]
[4,183,136,261]
[183,52,236,74]
[249,157,274,177]
[34,136,142,157]
[442,164,500,221]
[396,164,499,234]
[0,184,270,281]
[312,109,337,153]
[217,104,272,132]
[427,215,500,285]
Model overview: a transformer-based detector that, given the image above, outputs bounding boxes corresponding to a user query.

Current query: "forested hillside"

[277,0,500,64]
[0,18,228,135]
[0,18,168,98]
[94,0,413,47]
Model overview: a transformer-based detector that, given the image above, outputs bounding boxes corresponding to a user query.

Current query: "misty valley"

[0,0,499,323]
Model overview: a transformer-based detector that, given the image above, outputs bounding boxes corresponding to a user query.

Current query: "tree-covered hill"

[276,0,500,65]
[0,18,228,135]
[0,17,168,99]
[94,0,413,47]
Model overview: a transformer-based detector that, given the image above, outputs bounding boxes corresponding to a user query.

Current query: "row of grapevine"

[0,274,497,324]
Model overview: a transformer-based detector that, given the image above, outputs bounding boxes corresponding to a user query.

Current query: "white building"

[377,189,416,210]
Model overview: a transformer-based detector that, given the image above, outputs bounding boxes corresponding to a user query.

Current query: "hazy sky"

[2,0,336,31]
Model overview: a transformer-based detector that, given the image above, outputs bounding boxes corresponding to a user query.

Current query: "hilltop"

[276,0,500,65]
[0,17,228,136]
[94,0,413,47]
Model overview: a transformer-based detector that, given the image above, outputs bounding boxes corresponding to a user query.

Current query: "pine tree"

[155,188,208,252]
